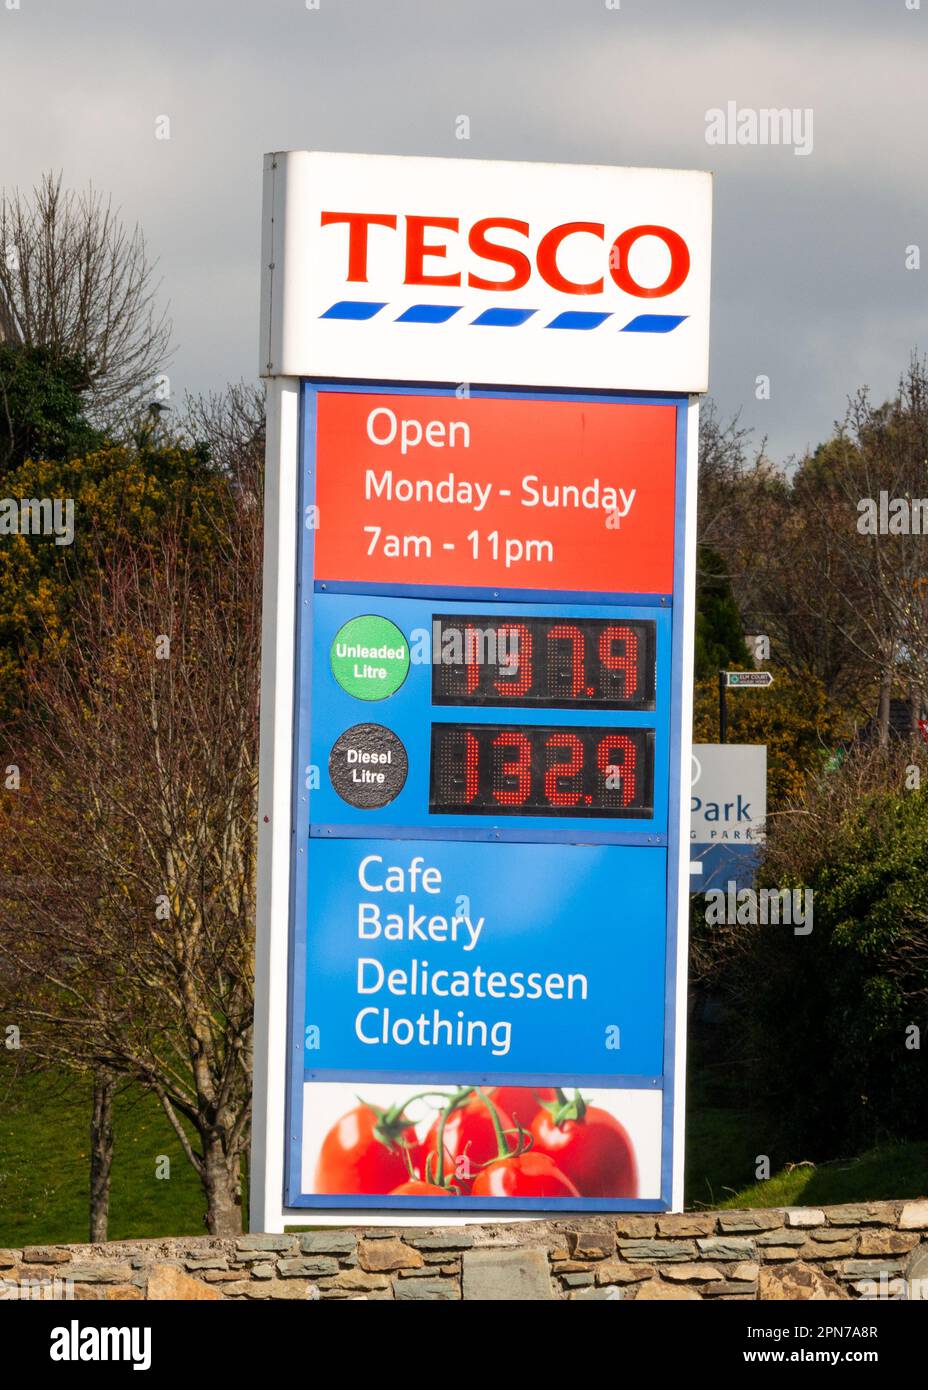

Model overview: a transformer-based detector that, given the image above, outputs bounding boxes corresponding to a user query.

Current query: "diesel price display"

[429,724,655,818]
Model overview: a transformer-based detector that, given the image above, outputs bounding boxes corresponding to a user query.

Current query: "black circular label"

[329,723,408,809]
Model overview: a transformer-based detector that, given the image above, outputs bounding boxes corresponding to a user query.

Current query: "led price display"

[432,615,656,710]
[429,723,654,818]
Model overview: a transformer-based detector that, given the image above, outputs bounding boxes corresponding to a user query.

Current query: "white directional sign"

[723,671,774,688]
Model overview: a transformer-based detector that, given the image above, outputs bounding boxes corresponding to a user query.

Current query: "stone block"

[567,1228,613,1260]
[221,1278,309,1299]
[858,1232,919,1257]
[905,1245,928,1298]
[406,1231,474,1250]
[696,1238,756,1260]
[809,1227,858,1245]
[595,1261,655,1285]
[278,1256,339,1277]
[761,1246,817,1261]
[757,1229,805,1247]
[616,1240,696,1262]
[463,1248,553,1301]
[840,1259,904,1279]
[613,1216,657,1238]
[394,1277,458,1300]
[299,1231,357,1255]
[147,1265,223,1300]
[662,1263,724,1282]
[899,1201,928,1231]
[332,1268,391,1291]
[717,1210,783,1234]
[358,1238,423,1272]
[633,1279,702,1300]
[758,1263,846,1300]
[72,1284,144,1301]
[799,1240,857,1260]
[61,1263,136,1285]
[784,1208,826,1228]
[656,1214,717,1238]
[235,1235,295,1253]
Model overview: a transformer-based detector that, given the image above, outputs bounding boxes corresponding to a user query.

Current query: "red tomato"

[471,1152,580,1199]
[421,1092,515,1193]
[314,1104,419,1195]
[486,1086,557,1131]
[390,1180,455,1198]
[531,1104,638,1198]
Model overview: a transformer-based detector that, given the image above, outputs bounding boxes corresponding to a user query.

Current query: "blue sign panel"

[285,381,690,1212]
[303,838,667,1080]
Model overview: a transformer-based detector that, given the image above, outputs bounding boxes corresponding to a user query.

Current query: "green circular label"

[330,615,410,701]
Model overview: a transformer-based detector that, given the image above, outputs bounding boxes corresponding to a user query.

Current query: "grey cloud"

[0,0,925,462]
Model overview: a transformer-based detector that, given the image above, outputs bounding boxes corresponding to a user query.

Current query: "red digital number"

[547,623,589,697]
[543,731,584,806]
[492,731,532,805]
[597,733,637,806]
[495,623,533,697]
[464,730,480,803]
[599,625,638,700]
[464,624,481,695]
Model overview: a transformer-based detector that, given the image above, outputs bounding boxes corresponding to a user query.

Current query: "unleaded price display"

[432,615,656,710]
[429,723,655,817]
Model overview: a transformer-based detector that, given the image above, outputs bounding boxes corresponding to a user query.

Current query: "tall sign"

[252,151,712,1227]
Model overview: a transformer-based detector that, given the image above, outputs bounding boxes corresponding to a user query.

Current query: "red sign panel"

[313,392,677,593]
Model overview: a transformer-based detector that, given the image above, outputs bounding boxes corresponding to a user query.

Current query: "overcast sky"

[1,0,925,463]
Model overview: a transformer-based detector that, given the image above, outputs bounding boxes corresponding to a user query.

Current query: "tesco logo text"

[320,212,690,299]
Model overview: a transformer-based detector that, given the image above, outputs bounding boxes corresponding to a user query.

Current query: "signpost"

[251,151,712,1227]
[718,668,773,741]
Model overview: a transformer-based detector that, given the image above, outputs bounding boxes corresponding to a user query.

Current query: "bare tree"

[0,172,172,420]
[0,482,259,1235]
[179,382,266,483]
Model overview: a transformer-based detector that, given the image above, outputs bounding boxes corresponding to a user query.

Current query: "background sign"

[252,151,708,1227]
[690,743,767,892]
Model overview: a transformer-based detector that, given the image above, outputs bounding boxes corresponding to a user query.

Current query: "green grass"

[0,1066,208,1246]
[715,1143,928,1209]
[1,1059,924,1246]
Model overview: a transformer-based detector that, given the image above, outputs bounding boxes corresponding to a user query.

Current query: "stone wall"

[3,1200,927,1300]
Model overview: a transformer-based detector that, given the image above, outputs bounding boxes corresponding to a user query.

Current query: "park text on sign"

[253,151,710,1224]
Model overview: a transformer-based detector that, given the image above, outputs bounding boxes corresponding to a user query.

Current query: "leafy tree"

[0,439,228,721]
[692,672,841,808]
[0,345,101,474]
[695,545,750,678]
[730,747,928,1155]
[0,485,260,1236]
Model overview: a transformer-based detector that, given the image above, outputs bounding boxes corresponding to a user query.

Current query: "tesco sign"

[260,151,712,393]
[319,211,691,299]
